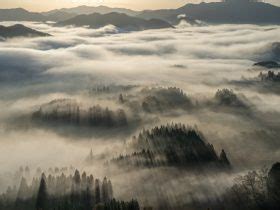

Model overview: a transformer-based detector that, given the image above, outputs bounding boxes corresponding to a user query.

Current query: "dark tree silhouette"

[267,162,280,207]
[36,174,48,210]
[0,169,139,210]
[16,177,29,201]
[32,99,128,128]
[214,88,246,107]
[140,87,192,112]
[95,179,101,204]
[102,177,109,203]
[112,123,231,169]
[219,149,231,167]
[259,71,280,82]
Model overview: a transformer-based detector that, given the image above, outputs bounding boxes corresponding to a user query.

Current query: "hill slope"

[57,12,173,31]
[111,124,231,169]
[0,24,50,39]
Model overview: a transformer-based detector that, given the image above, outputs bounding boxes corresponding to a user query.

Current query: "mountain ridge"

[43,5,139,16]
[0,1,279,24]
[0,24,50,39]
[0,8,46,21]
[138,1,280,24]
[56,12,173,31]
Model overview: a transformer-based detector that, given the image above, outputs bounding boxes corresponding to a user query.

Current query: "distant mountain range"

[0,8,46,21]
[0,1,280,25]
[0,6,139,22]
[0,24,50,39]
[42,11,77,22]
[57,12,173,31]
[43,5,139,16]
[137,1,280,24]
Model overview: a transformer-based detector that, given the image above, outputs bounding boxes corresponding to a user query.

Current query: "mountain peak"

[0,24,50,39]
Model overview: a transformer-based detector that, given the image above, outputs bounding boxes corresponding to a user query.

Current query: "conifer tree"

[95,179,101,204]
[36,174,48,210]
[16,177,29,201]
[102,177,109,203]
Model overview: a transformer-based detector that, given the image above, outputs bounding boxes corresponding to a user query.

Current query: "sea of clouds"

[0,21,279,205]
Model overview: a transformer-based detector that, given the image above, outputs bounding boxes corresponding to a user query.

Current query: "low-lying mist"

[0,21,279,209]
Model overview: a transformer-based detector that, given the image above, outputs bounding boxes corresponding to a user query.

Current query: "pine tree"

[83,186,93,210]
[16,177,29,200]
[73,170,81,191]
[101,177,109,203]
[95,179,101,204]
[219,149,231,167]
[108,180,113,200]
[36,174,48,210]
[119,94,124,103]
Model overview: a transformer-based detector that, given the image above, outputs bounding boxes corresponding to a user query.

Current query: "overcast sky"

[0,0,279,11]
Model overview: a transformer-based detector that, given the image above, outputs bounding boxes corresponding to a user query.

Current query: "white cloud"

[0,22,280,202]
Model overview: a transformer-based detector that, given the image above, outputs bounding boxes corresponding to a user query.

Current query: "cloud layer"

[0,21,279,205]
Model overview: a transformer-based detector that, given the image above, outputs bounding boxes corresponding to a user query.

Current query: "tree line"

[214,88,247,108]
[0,170,140,210]
[32,100,128,128]
[259,71,280,82]
[141,87,192,112]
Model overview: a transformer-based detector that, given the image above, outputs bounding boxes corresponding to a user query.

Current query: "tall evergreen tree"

[102,177,109,203]
[36,174,48,210]
[108,180,113,200]
[95,179,101,204]
[219,149,231,167]
[16,177,29,200]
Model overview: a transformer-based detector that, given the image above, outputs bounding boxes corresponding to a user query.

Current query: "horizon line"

[0,3,184,13]
[0,1,278,13]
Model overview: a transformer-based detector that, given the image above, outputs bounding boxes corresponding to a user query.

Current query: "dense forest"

[140,87,192,112]
[0,170,140,210]
[1,162,279,210]
[259,71,280,82]
[111,123,230,169]
[214,88,248,108]
[32,99,128,128]
[119,87,193,113]
[29,88,254,133]
[118,87,252,115]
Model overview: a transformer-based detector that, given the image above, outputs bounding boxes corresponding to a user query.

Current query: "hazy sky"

[0,0,279,11]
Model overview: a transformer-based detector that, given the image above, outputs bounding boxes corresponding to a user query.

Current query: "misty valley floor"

[0,21,280,209]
